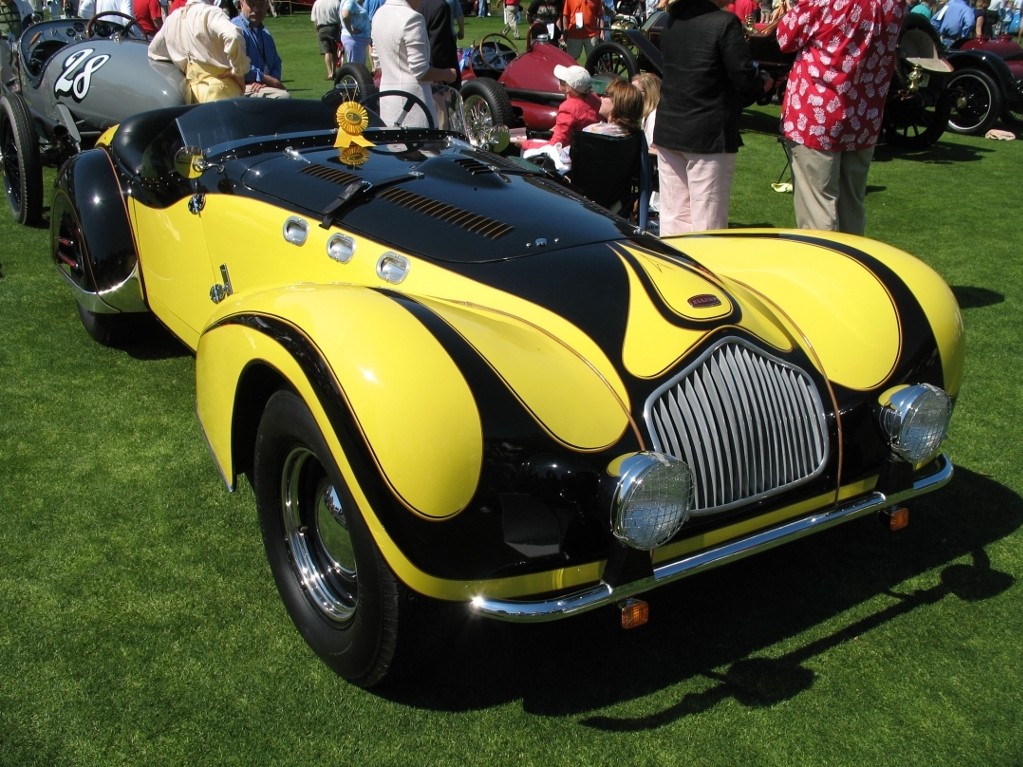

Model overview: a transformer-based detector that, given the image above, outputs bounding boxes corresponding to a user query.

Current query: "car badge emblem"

[688,294,722,308]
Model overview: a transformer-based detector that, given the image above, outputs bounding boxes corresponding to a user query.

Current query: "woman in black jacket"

[653,0,771,234]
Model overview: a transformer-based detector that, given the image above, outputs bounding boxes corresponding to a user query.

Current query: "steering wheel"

[475,33,518,71]
[357,89,436,130]
[85,11,146,40]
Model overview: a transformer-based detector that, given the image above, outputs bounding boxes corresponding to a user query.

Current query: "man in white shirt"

[148,0,249,102]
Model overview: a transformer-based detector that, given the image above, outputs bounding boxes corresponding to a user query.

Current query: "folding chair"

[567,130,653,230]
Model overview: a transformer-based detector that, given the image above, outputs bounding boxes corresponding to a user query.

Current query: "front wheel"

[945,68,1003,135]
[253,390,434,687]
[0,93,43,227]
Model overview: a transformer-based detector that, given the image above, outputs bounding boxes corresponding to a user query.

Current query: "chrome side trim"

[470,454,953,623]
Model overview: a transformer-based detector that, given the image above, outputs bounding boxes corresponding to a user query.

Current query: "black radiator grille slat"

[644,339,829,515]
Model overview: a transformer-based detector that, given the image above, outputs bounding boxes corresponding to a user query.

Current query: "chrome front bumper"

[470,454,953,623]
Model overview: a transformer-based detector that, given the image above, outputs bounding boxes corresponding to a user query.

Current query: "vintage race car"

[588,11,955,150]
[0,12,184,225]
[334,35,597,148]
[51,90,964,688]
[457,32,580,135]
[945,34,1023,135]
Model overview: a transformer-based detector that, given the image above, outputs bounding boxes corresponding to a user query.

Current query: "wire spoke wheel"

[945,68,1003,134]
[0,93,43,226]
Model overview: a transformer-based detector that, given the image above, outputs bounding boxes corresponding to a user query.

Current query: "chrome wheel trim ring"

[280,446,358,625]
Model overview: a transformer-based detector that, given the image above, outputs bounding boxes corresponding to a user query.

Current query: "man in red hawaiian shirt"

[777,0,904,235]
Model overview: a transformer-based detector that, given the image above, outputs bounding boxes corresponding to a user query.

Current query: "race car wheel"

[254,390,432,687]
[333,62,376,97]
[585,41,640,80]
[461,77,515,137]
[945,68,1003,135]
[883,88,951,150]
[0,93,43,227]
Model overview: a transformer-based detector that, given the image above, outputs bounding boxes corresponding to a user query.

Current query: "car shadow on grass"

[953,285,1004,310]
[380,466,1020,721]
[873,140,993,165]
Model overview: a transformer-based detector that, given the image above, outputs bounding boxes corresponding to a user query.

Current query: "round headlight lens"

[879,383,952,464]
[611,452,693,550]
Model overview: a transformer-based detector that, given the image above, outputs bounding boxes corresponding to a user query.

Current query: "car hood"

[234,137,645,263]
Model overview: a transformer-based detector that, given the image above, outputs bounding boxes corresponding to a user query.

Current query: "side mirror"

[173,146,207,179]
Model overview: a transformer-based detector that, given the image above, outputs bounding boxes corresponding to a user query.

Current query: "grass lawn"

[1,14,1022,767]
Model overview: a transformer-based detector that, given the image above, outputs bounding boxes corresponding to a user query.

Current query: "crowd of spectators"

[7,0,1020,231]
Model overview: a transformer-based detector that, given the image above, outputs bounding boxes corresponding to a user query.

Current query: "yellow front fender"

[196,285,483,520]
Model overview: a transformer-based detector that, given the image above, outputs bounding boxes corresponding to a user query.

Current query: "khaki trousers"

[786,140,874,235]
[185,60,244,104]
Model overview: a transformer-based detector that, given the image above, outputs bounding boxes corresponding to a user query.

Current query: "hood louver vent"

[300,164,362,186]
[450,157,501,176]
[378,187,513,240]
[301,162,513,240]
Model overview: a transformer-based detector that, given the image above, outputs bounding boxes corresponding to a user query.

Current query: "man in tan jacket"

[148,0,250,103]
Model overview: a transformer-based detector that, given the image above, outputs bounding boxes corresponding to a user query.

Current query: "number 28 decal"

[54,49,111,102]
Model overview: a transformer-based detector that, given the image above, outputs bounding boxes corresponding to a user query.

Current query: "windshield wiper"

[319,172,423,228]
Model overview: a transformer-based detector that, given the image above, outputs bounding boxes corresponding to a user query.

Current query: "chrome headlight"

[878,383,952,464]
[610,452,693,550]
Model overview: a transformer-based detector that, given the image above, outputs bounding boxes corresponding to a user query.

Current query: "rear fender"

[50,147,144,314]
[948,49,1020,96]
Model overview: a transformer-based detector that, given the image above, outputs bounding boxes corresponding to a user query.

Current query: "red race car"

[458,30,586,137]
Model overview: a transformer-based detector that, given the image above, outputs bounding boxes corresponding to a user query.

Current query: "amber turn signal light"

[885,506,910,531]
[618,598,649,629]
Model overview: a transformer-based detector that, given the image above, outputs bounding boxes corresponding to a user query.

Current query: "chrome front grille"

[643,338,829,515]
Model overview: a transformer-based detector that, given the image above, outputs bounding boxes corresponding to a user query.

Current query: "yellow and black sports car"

[51,92,964,688]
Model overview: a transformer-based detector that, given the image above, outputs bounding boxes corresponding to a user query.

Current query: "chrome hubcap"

[280,447,357,624]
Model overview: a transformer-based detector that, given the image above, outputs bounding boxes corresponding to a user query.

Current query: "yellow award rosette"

[339,144,370,167]
[334,102,374,151]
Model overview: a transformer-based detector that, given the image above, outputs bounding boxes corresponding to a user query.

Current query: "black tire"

[1002,102,1023,130]
[333,62,375,98]
[76,302,133,347]
[945,68,1003,135]
[884,88,950,150]
[461,77,515,140]
[586,41,640,80]
[0,93,43,227]
[253,390,433,687]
